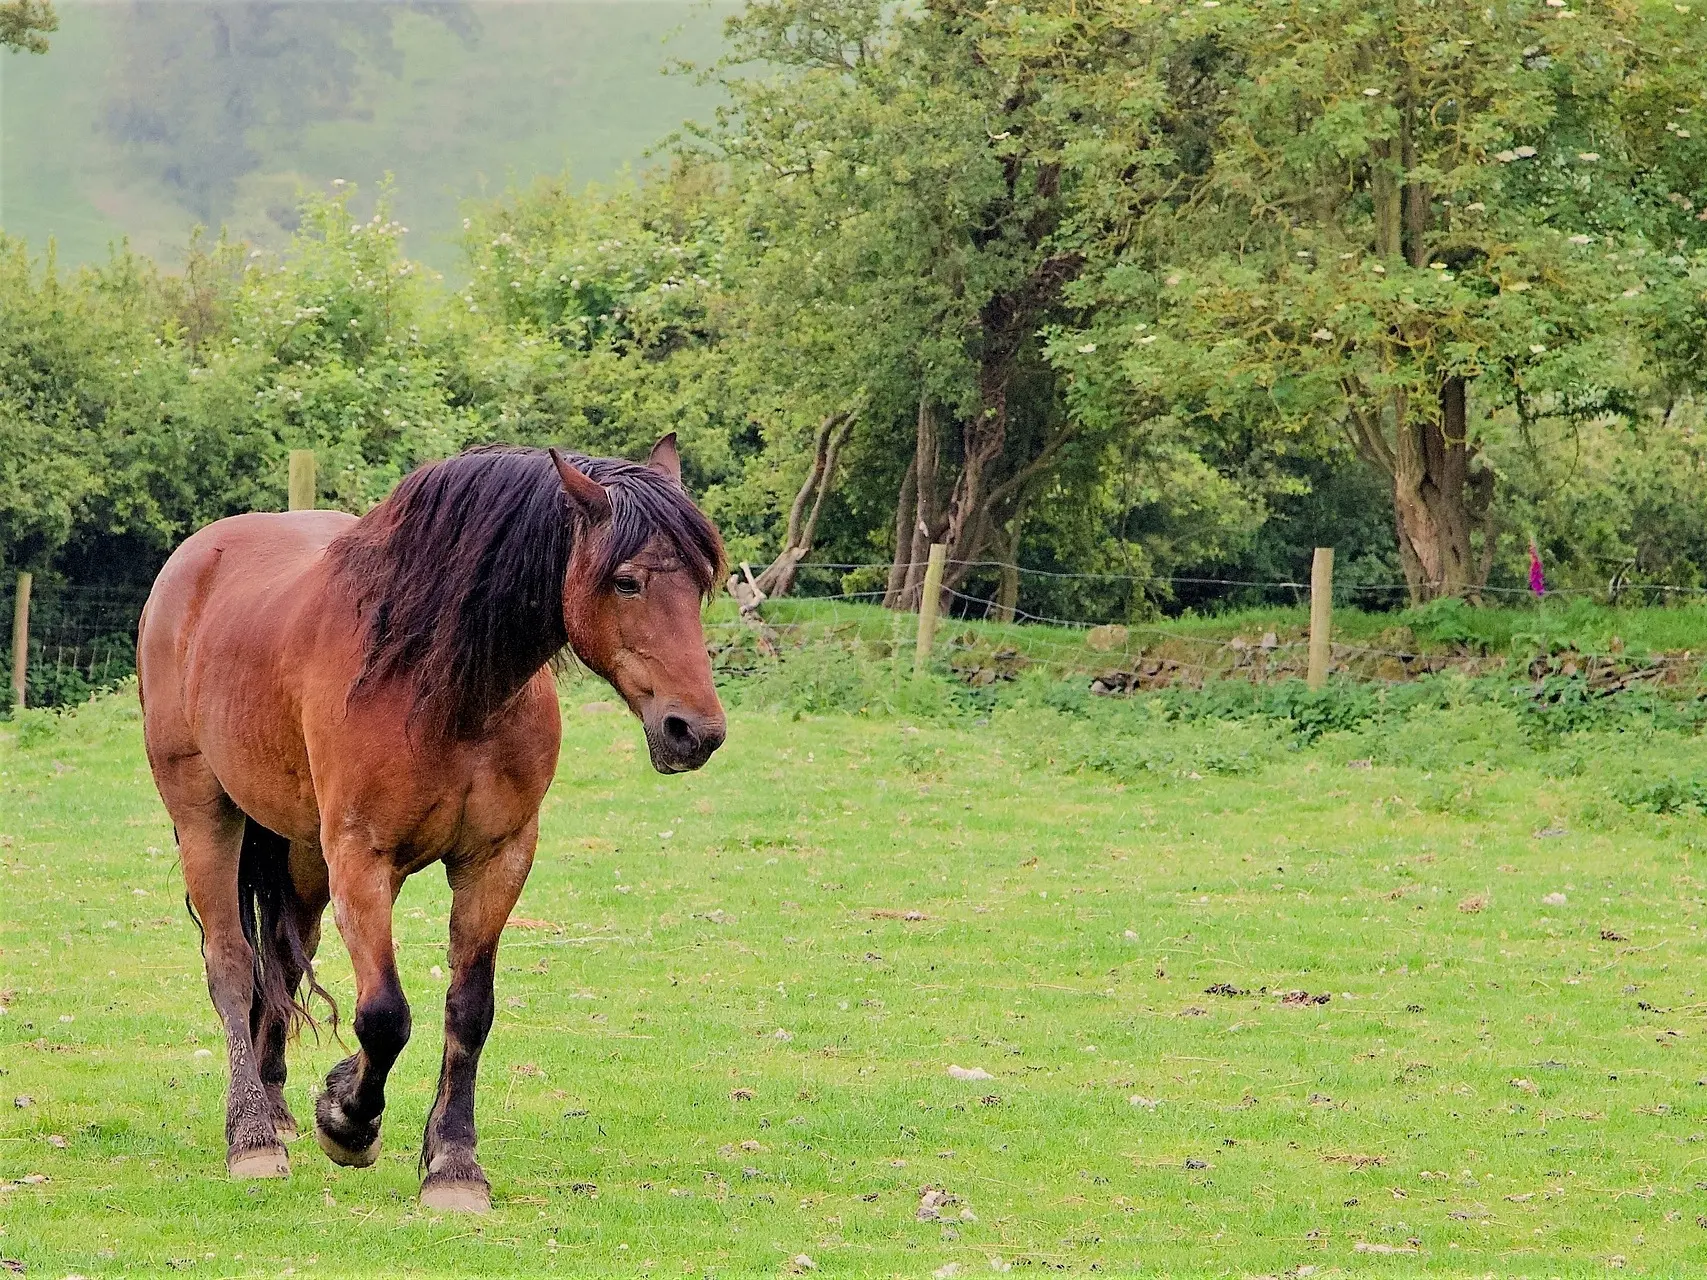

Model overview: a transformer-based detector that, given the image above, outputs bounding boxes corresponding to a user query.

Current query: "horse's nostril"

[662,714,697,750]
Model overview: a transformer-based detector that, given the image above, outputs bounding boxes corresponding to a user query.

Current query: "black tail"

[237,818,338,1041]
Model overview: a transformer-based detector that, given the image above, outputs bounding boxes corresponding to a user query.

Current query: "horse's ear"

[550,448,611,524]
[646,432,683,486]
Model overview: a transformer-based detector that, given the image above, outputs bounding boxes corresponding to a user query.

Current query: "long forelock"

[329,445,723,738]
[573,453,726,596]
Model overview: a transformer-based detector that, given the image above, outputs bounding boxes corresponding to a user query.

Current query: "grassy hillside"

[0,0,734,274]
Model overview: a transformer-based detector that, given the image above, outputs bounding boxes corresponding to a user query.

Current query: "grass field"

[4,659,1707,1276]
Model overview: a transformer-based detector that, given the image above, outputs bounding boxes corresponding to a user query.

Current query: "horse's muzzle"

[643,703,726,774]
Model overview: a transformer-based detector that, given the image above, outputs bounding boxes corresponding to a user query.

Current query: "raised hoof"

[228,1145,291,1179]
[421,1175,491,1214]
[275,1123,300,1144]
[315,1124,380,1168]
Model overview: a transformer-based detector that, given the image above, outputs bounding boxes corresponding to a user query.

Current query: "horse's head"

[552,438,727,774]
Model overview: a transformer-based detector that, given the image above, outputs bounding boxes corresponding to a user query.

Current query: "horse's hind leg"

[250,845,329,1142]
[314,846,408,1169]
[171,788,290,1178]
[420,824,537,1213]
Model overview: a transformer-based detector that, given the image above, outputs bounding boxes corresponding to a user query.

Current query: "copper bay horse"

[137,438,724,1211]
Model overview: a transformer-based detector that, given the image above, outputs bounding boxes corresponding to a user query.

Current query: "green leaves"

[0,0,55,54]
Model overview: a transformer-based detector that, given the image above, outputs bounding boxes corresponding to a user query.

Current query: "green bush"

[14,707,59,748]
[1615,775,1707,815]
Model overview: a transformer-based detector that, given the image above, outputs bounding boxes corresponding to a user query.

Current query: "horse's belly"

[191,667,322,844]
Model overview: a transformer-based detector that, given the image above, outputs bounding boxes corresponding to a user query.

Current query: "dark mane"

[327,444,723,738]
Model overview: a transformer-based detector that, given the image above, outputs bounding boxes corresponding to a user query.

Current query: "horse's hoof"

[421,1175,491,1213]
[228,1145,291,1179]
[315,1124,380,1168]
[275,1123,300,1143]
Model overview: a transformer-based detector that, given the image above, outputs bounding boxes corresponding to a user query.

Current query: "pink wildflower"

[1528,540,1546,598]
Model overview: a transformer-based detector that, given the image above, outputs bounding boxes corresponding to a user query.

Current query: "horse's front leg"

[420,823,537,1213]
[314,849,409,1169]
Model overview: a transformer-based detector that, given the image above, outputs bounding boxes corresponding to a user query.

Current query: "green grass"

[742,593,1707,655]
[4,668,1707,1276]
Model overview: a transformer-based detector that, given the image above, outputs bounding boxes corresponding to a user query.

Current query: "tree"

[0,0,54,53]
[998,0,1707,602]
[704,0,1091,607]
[751,397,863,597]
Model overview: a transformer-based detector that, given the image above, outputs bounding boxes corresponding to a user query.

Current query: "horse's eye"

[613,575,643,598]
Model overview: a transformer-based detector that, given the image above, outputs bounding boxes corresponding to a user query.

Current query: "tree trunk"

[882,454,918,609]
[754,403,859,599]
[1359,104,1488,605]
[884,253,1080,611]
[1370,139,1402,261]
[890,394,946,610]
[1390,377,1485,604]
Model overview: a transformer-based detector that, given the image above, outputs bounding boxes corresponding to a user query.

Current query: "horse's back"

[141,511,356,682]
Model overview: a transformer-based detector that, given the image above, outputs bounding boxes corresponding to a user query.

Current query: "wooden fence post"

[913,543,947,676]
[288,450,317,511]
[1307,547,1334,691]
[10,571,31,712]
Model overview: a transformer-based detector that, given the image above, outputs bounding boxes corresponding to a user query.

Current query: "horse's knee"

[354,984,411,1063]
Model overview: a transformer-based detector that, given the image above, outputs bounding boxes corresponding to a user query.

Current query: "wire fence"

[705,575,1707,698]
[1,580,150,712]
[769,556,1707,604]
[7,555,1707,713]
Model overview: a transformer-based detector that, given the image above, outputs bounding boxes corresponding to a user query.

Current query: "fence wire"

[1,581,150,712]
[7,555,1707,712]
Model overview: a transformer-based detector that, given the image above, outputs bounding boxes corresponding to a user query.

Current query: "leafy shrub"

[717,645,954,718]
[14,707,58,748]
[1614,775,1707,815]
